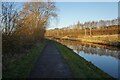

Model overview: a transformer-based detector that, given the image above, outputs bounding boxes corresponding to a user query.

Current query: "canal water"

[57,40,120,79]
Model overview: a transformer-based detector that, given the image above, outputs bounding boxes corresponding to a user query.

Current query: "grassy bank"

[55,41,115,79]
[57,34,120,47]
[79,35,120,47]
[3,41,46,79]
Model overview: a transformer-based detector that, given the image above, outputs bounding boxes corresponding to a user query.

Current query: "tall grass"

[3,41,46,78]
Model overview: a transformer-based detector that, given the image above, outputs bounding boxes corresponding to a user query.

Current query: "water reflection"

[56,39,120,79]
[57,40,120,59]
[69,45,120,59]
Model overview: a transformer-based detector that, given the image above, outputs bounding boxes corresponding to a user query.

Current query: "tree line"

[64,19,118,29]
[46,19,119,38]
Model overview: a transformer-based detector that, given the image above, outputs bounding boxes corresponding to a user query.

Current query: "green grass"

[3,41,46,79]
[55,41,115,80]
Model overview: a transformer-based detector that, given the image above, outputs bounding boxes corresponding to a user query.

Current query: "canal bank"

[54,40,115,79]
[79,38,120,47]
[52,34,120,47]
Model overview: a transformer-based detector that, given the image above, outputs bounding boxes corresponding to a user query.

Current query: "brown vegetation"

[46,25,119,38]
[1,2,57,74]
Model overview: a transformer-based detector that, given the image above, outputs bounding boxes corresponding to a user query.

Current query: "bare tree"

[1,2,19,36]
[16,1,57,41]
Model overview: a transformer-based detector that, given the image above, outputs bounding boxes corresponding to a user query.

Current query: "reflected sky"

[79,51,119,78]
[57,39,120,78]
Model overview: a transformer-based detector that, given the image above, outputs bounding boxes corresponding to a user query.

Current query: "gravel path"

[29,41,73,78]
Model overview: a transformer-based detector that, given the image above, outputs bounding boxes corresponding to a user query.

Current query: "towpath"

[29,41,73,78]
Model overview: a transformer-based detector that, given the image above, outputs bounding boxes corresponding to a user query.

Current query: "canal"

[56,39,120,79]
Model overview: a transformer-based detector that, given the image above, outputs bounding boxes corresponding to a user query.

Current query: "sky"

[1,0,118,29]
[49,2,118,29]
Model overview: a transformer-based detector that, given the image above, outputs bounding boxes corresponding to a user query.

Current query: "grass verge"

[55,41,115,80]
[3,41,46,79]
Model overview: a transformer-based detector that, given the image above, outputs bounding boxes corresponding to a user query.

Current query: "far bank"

[47,34,120,47]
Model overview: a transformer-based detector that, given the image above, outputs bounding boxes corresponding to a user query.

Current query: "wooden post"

[85,29,86,36]
[90,27,92,37]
